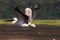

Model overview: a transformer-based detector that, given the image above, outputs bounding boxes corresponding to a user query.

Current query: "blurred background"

[0,0,60,19]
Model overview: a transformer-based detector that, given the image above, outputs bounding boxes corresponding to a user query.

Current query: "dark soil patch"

[0,24,60,40]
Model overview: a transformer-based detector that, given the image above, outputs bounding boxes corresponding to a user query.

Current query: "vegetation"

[0,0,60,26]
[0,0,60,19]
[0,20,12,25]
[33,19,60,26]
[0,19,60,26]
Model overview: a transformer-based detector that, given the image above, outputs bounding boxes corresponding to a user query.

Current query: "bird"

[4,5,41,28]
[14,7,36,27]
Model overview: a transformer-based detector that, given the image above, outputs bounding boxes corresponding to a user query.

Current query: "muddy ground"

[0,24,60,40]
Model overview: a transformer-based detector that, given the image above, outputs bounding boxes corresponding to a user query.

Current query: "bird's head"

[31,3,41,10]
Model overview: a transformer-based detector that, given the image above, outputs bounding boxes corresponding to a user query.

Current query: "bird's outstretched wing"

[14,7,29,23]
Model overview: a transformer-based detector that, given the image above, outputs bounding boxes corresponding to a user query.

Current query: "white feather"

[12,17,18,24]
[12,17,28,27]
[29,24,36,27]
[21,23,29,27]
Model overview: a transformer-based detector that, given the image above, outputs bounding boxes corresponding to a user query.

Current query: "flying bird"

[4,3,41,27]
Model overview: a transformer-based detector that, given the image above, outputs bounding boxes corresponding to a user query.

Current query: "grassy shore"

[0,20,12,25]
[33,19,60,26]
[0,19,60,26]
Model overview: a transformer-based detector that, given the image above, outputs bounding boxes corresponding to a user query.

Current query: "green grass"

[0,19,60,26]
[32,19,60,26]
[0,20,12,25]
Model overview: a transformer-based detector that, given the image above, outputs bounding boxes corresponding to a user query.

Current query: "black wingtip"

[14,7,20,12]
[14,7,29,24]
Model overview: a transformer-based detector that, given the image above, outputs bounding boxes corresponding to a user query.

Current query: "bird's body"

[12,17,36,27]
[12,17,29,27]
